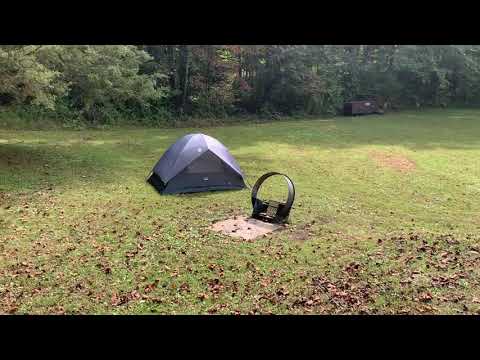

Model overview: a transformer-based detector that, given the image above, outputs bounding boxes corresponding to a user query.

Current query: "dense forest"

[2,45,480,125]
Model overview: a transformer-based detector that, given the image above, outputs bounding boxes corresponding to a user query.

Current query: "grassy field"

[1,109,479,314]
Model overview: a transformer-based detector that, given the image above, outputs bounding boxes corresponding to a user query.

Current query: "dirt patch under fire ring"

[210,216,284,240]
[369,151,416,173]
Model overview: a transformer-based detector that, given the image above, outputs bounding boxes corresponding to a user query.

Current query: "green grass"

[1,108,480,314]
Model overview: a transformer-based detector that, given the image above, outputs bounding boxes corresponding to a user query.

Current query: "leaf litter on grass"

[1,112,480,314]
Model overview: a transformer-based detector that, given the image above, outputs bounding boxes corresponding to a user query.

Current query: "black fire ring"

[251,172,295,224]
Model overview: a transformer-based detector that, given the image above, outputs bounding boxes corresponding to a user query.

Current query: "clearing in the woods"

[0,108,479,314]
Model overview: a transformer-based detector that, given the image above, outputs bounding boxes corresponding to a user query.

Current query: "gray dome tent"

[147,133,246,194]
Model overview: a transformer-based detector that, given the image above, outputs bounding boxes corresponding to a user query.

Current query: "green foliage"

[0,46,67,109]
[40,46,169,122]
[3,45,480,125]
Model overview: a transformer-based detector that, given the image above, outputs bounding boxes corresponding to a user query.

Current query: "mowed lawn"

[1,109,479,314]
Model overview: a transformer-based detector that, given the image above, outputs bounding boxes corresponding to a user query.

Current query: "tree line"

[1,45,480,124]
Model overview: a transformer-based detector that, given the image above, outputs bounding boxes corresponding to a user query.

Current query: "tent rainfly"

[147,133,246,194]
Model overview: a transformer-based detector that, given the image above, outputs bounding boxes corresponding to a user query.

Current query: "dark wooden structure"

[343,99,380,116]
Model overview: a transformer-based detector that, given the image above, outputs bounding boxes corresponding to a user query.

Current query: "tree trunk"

[178,45,190,114]
[237,51,242,79]
[182,49,189,113]
[206,46,212,99]
[167,45,177,91]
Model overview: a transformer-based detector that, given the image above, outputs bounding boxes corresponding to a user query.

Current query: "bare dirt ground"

[210,216,283,240]
[369,151,416,173]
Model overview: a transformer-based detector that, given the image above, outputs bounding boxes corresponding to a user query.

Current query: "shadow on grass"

[2,111,480,196]
[0,143,114,193]
[206,114,480,152]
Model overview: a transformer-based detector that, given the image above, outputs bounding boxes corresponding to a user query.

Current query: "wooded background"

[2,45,480,124]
